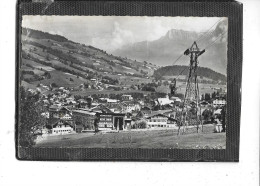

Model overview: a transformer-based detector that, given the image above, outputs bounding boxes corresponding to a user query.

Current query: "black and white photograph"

[2,0,260,185]
[18,16,228,150]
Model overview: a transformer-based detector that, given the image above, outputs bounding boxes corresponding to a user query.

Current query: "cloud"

[22,16,226,51]
[90,21,135,52]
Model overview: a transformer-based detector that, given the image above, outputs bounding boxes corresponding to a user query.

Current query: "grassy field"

[31,70,90,87]
[35,125,226,149]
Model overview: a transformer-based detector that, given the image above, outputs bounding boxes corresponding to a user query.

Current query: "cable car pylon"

[178,41,205,135]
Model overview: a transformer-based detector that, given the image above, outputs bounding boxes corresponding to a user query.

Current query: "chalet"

[60,113,72,120]
[52,120,74,135]
[146,113,177,129]
[49,106,71,119]
[213,99,226,107]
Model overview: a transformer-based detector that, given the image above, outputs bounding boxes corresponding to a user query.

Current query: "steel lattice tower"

[178,41,205,135]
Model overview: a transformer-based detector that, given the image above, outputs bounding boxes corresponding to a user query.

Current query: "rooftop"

[73,109,96,116]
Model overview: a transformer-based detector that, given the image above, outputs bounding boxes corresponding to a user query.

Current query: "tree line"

[153,65,227,83]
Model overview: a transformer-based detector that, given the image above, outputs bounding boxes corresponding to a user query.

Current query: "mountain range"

[113,20,228,75]
[20,27,226,91]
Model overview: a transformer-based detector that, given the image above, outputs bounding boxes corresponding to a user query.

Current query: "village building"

[213,99,226,107]
[49,106,71,119]
[52,120,74,135]
[121,101,141,113]
[146,113,177,129]
[157,95,174,106]
[97,113,129,131]
[60,113,72,120]
[97,113,114,130]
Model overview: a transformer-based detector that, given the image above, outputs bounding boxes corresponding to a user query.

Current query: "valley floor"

[35,125,226,149]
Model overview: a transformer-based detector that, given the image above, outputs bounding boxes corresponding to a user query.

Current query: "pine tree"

[18,87,47,147]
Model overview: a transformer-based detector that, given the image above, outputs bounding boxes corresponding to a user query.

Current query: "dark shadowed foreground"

[35,125,226,149]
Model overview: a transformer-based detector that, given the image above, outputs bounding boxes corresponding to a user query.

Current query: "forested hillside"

[153,65,227,83]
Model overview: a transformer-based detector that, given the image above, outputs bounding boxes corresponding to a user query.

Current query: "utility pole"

[178,41,205,135]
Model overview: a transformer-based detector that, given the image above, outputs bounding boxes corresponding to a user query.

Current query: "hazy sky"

[22,16,225,52]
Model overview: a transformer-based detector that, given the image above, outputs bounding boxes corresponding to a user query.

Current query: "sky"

[22,16,225,52]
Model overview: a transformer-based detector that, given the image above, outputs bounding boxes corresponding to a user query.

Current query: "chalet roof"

[73,109,96,116]
[91,105,113,114]
[122,101,141,106]
[146,113,168,119]
[96,113,125,116]
[146,113,177,122]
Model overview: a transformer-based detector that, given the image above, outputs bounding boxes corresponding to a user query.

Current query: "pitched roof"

[73,109,96,116]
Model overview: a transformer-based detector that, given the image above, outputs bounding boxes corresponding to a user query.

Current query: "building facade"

[146,114,177,129]
[97,113,129,131]
[213,99,226,107]
[52,120,74,135]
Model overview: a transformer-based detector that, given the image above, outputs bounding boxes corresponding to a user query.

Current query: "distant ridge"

[113,20,228,75]
[153,65,226,83]
[22,27,70,43]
